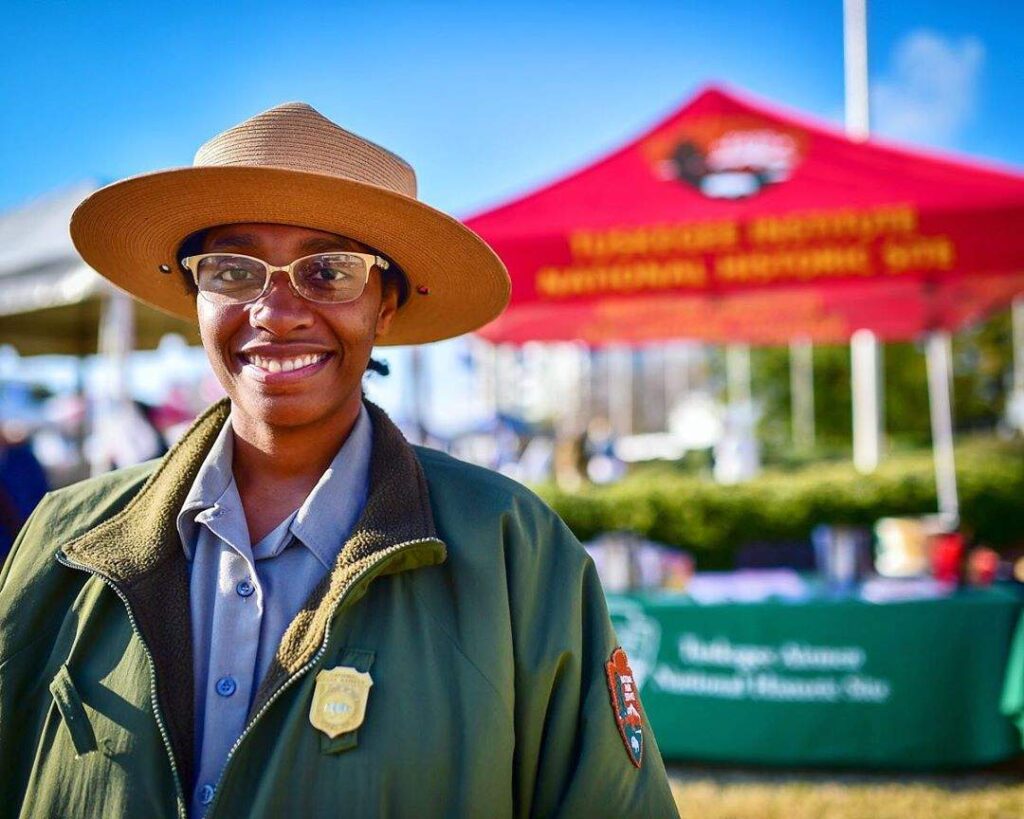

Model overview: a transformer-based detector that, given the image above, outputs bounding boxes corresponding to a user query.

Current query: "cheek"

[327,302,383,350]
[197,301,242,368]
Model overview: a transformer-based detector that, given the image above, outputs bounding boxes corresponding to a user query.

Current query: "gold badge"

[309,666,374,738]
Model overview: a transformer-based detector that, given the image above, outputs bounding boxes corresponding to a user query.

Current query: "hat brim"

[69,166,510,346]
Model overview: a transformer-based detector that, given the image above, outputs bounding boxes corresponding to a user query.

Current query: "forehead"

[201,223,365,252]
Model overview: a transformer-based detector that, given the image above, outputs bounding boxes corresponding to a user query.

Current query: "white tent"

[0,183,197,356]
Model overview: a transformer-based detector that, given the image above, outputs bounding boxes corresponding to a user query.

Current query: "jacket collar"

[63,397,442,573]
[60,396,446,787]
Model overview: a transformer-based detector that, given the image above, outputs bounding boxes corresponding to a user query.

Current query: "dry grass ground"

[668,762,1024,819]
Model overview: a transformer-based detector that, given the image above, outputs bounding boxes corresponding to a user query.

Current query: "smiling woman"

[189,222,400,540]
[0,101,679,819]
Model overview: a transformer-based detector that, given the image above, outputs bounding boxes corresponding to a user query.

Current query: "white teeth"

[245,353,324,373]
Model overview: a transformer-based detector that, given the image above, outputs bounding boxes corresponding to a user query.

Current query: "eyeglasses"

[180,251,390,305]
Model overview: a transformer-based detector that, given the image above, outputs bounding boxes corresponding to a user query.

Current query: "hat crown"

[192,102,417,198]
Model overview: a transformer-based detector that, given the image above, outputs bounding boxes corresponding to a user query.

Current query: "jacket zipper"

[204,538,441,818]
[55,552,187,819]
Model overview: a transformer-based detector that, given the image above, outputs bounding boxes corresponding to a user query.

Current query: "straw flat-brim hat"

[70,102,510,346]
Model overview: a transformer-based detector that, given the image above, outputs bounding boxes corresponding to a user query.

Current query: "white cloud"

[871,30,984,146]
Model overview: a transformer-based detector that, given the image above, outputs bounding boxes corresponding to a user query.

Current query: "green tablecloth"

[607,585,1024,768]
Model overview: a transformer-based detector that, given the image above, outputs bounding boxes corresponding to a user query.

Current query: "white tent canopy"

[0,183,197,356]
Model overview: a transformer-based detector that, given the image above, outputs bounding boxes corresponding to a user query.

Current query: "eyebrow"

[207,232,258,250]
[299,236,359,252]
[206,233,360,253]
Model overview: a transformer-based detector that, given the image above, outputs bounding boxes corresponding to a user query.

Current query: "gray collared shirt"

[175,404,372,817]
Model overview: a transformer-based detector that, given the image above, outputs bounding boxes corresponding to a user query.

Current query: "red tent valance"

[467,85,1024,345]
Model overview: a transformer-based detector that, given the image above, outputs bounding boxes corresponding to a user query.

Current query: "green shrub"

[533,436,1024,569]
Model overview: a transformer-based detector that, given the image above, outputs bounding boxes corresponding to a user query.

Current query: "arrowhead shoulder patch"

[606,646,644,768]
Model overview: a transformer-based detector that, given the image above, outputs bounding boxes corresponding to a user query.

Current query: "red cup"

[931,533,964,584]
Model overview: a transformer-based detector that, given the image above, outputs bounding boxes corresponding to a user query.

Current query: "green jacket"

[0,400,678,818]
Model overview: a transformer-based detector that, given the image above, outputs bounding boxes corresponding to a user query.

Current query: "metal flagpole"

[844,0,883,472]
[925,332,959,527]
[843,0,870,140]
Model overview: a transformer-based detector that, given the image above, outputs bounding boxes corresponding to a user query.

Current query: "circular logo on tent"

[643,114,806,199]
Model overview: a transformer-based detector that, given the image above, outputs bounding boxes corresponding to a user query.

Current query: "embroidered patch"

[309,666,374,738]
[605,646,644,768]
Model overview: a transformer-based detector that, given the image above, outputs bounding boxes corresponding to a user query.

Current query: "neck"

[229,398,362,489]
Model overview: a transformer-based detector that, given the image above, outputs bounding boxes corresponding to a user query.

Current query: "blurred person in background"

[0,103,677,818]
[0,419,48,563]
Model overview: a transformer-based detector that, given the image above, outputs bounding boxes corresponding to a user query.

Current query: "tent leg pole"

[581,343,593,434]
[726,343,751,408]
[851,329,882,472]
[410,346,426,443]
[925,331,959,528]
[92,291,135,477]
[789,336,815,453]
[1008,296,1024,433]
[495,343,514,420]
[622,346,634,437]
[663,343,691,432]
[474,338,497,421]
[585,345,595,426]
[660,345,671,432]
[610,346,634,437]
[1013,296,1024,395]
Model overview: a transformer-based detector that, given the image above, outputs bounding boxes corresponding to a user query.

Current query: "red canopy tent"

[468,84,1024,346]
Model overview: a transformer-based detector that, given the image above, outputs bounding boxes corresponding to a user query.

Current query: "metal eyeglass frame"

[180,251,391,305]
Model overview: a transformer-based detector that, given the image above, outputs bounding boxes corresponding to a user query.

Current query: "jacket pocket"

[317,648,375,755]
[48,664,97,757]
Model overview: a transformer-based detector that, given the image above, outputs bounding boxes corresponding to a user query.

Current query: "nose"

[248,271,314,335]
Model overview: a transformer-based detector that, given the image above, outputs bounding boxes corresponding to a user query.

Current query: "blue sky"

[2,1,1023,216]
[2,1,1022,431]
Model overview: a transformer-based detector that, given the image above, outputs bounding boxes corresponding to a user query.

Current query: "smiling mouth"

[239,352,331,374]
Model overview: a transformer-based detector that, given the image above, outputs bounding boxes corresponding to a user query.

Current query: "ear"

[373,277,400,340]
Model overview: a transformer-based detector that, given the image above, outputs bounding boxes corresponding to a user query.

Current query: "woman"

[0,103,677,818]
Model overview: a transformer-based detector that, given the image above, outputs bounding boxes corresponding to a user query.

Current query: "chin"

[237,393,344,430]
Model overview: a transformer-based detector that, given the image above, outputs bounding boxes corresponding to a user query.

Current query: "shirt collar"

[176,414,236,560]
[176,402,374,569]
[289,402,373,569]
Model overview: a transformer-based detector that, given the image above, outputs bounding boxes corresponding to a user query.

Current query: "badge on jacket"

[309,667,374,738]
[606,647,644,768]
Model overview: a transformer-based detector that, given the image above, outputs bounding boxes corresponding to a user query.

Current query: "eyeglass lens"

[195,253,368,304]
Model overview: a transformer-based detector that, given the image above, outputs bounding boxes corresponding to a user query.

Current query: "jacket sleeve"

[508,500,679,819]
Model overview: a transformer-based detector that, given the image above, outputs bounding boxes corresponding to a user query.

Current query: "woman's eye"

[312,265,347,281]
[218,267,254,282]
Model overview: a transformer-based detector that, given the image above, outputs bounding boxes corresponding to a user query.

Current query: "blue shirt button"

[198,784,215,805]
[236,579,255,597]
[215,676,237,697]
